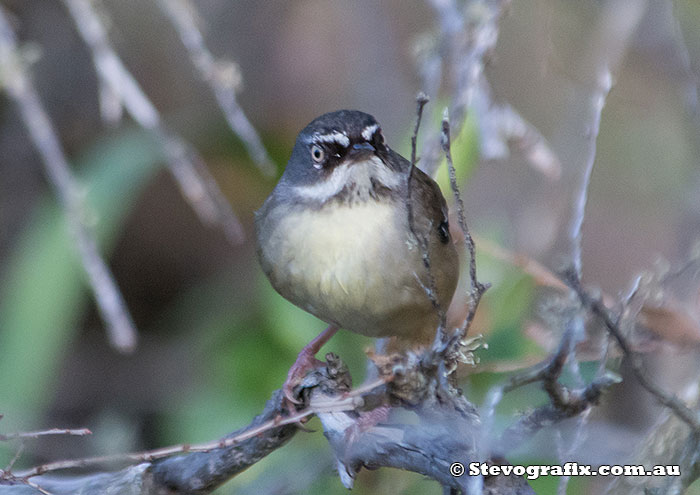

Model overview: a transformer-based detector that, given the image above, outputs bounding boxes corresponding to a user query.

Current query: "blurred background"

[1,0,699,493]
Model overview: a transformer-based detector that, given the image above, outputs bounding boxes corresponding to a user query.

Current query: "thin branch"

[156,0,276,177]
[0,428,91,442]
[495,374,616,456]
[566,270,700,431]
[555,0,647,272]
[406,94,447,337]
[567,68,612,277]
[472,80,561,179]
[20,480,52,495]
[474,234,568,291]
[502,327,572,395]
[0,6,138,353]
[12,377,388,479]
[0,473,54,495]
[420,0,512,177]
[440,110,488,339]
[2,443,53,495]
[549,4,647,475]
[4,444,25,472]
[410,92,430,169]
[61,0,245,244]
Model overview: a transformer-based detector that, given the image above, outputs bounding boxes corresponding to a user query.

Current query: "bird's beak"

[347,142,376,161]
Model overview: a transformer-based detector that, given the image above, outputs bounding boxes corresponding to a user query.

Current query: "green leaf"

[0,129,163,433]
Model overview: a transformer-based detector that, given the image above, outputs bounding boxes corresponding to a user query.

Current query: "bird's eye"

[438,221,450,244]
[311,145,325,166]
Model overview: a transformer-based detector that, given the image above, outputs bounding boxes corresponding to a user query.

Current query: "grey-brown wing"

[408,166,452,245]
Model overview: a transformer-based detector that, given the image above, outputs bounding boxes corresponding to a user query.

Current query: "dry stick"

[440,110,487,340]
[156,0,275,177]
[566,272,700,431]
[472,81,562,180]
[558,0,647,269]
[0,7,138,353]
[1,475,54,495]
[14,411,311,479]
[551,2,646,485]
[0,428,91,441]
[490,252,700,429]
[499,315,611,419]
[13,377,388,479]
[406,94,447,337]
[420,0,511,177]
[553,4,650,483]
[2,446,55,495]
[61,0,245,244]
[474,235,568,291]
[568,69,612,277]
[555,66,612,495]
[4,443,25,473]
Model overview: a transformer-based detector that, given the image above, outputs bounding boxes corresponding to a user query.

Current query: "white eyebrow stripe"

[313,131,350,147]
[361,124,379,141]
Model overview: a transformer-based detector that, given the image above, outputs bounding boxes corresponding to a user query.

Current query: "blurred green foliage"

[0,129,163,434]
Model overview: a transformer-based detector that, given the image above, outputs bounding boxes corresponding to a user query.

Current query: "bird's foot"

[282,325,340,410]
[282,350,324,408]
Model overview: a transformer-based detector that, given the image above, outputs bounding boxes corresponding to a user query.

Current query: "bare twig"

[0,6,138,353]
[546,4,648,479]
[61,0,245,244]
[410,92,430,169]
[4,444,25,473]
[12,377,388,479]
[406,93,447,336]
[474,235,568,291]
[314,363,534,494]
[554,0,647,271]
[567,68,612,277]
[0,428,91,441]
[156,0,275,177]
[495,374,616,456]
[566,270,700,431]
[420,0,515,177]
[13,412,308,479]
[0,473,54,495]
[440,110,487,339]
[2,444,54,495]
[22,480,52,495]
[472,80,561,179]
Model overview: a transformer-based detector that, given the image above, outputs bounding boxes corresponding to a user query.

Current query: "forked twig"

[566,270,700,431]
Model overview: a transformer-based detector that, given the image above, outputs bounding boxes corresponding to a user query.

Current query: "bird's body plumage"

[255,110,458,343]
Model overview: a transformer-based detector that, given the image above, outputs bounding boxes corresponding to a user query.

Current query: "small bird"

[255,110,459,404]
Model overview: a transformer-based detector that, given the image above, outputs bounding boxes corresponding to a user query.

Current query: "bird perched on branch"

[255,110,459,405]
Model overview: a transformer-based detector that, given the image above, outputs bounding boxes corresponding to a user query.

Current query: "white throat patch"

[293,156,401,202]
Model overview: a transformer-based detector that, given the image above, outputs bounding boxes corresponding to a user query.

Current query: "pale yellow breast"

[259,200,435,337]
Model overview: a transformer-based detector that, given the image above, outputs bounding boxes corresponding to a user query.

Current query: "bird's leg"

[283,324,339,407]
